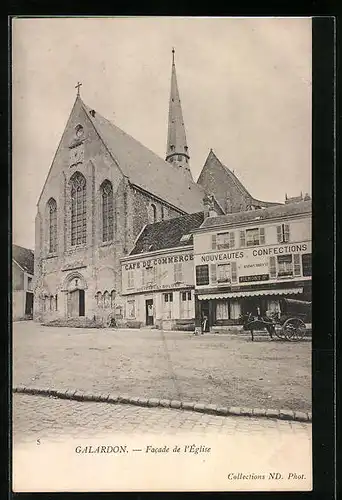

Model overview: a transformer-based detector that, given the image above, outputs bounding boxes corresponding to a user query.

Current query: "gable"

[12,244,34,274]
[197,150,280,212]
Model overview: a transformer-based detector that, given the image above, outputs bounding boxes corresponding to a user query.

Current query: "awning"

[198,288,303,300]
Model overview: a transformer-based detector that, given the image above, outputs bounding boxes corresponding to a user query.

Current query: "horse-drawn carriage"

[240,297,312,341]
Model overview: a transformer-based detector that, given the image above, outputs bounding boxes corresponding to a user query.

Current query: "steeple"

[166,48,192,178]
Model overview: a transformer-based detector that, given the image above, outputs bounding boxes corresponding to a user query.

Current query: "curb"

[12,386,312,423]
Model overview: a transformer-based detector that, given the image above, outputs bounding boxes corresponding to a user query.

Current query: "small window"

[246,228,260,246]
[277,255,293,277]
[164,292,173,302]
[181,291,191,301]
[174,262,183,282]
[178,155,182,161]
[150,204,157,224]
[180,234,192,243]
[196,265,209,286]
[277,224,290,243]
[217,232,235,250]
[217,264,231,283]
[27,277,33,291]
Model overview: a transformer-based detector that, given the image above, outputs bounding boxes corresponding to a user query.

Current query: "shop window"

[216,300,230,320]
[180,291,192,319]
[174,262,183,282]
[302,253,312,277]
[127,300,136,318]
[128,270,135,289]
[277,254,293,277]
[163,292,173,319]
[245,227,265,247]
[276,223,290,243]
[196,265,209,286]
[217,231,235,250]
[217,264,231,283]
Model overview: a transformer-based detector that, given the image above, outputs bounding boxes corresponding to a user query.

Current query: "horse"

[240,312,276,341]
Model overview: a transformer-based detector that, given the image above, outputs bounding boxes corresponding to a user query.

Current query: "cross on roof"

[75,81,82,96]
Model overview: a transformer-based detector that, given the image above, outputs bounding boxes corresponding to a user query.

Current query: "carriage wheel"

[282,318,306,341]
[273,325,287,339]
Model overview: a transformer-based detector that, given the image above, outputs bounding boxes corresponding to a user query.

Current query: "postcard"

[12,16,312,492]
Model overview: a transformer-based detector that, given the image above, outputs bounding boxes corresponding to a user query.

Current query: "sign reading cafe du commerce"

[124,253,194,271]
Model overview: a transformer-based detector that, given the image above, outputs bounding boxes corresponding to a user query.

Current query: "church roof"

[197,149,280,209]
[81,99,204,214]
[12,244,34,274]
[197,200,311,231]
[129,212,204,255]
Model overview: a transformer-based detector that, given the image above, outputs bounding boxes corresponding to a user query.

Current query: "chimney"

[203,194,218,219]
[89,109,96,117]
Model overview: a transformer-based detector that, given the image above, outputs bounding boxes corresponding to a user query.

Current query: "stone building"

[12,244,34,320]
[33,50,278,325]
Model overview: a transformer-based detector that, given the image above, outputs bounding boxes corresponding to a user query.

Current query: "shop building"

[121,212,205,330]
[12,244,35,320]
[192,200,312,333]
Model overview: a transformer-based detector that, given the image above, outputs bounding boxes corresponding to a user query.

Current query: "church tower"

[165,49,192,179]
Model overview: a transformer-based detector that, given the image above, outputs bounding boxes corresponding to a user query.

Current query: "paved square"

[13,321,311,412]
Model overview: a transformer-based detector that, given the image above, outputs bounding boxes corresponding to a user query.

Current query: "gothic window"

[150,204,157,223]
[110,290,116,308]
[48,198,57,253]
[101,180,114,242]
[95,291,102,308]
[103,291,110,308]
[70,172,86,246]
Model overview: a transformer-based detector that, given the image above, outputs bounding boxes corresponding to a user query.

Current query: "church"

[33,50,277,324]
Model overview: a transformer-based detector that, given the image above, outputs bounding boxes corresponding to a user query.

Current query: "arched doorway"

[63,273,87,318]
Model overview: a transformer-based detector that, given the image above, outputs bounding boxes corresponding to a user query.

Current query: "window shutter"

[259,227,265,245]
[269,256,277,278]
[284,224,290,242]
[276,225,282,243]
[239,230,245,247]
[293,254,301,276]
[229,232,235,249]
[211,234,217,250]
[231,262,238,283]
[210,264,217,284]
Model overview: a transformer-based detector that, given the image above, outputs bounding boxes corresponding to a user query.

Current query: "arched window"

[110,290,116,308]
[101,180,113,242]
[70,172,86,246]
[48,198,57,253]
[103,291,110,308]
[150,204,157,223]
[95,291,102,308]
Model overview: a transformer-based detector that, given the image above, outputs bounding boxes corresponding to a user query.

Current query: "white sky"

[12,17,312,250]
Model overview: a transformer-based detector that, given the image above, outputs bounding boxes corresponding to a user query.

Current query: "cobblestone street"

[13,393,311,444]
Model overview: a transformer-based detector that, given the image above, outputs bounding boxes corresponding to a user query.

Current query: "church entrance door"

[67,289,85,317]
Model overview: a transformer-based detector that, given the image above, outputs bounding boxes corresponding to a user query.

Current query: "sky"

[12,17,312,250]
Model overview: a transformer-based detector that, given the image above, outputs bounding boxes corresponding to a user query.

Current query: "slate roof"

[198,200,312,231]
[12,244,34,274]
[82,100,205,214]
[130,212,205,255]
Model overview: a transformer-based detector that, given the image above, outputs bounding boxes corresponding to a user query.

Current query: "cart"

[241,298,311,341]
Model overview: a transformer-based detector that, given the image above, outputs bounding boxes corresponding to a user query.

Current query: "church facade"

[33,51,278,325]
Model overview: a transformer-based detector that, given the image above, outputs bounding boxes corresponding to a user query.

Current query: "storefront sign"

[239,274,269,283]
[200,251,244,263]
[136,283,192,293]
[124,253,193,270]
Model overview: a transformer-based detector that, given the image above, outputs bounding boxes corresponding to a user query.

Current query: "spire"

[166,49,192,178]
